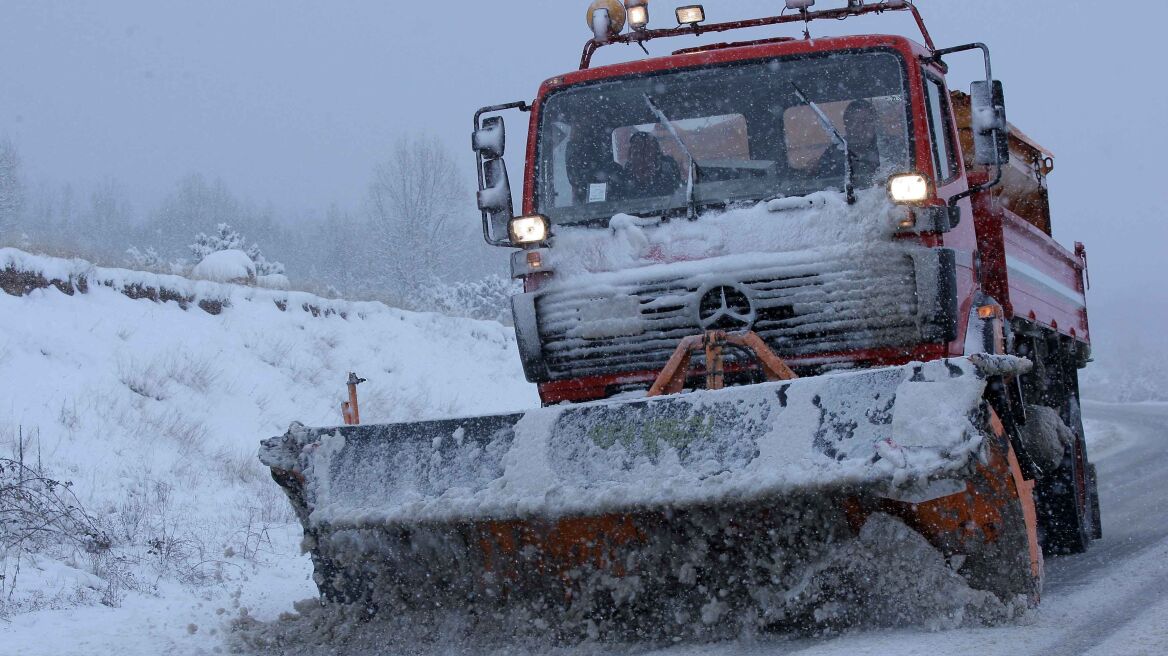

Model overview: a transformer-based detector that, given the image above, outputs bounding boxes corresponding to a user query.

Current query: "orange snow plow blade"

[260,352,1040,636]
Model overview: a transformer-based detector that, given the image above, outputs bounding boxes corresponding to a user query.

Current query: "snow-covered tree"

[190,223,247,261]
[246,242,284,276]
[79,179,134,259]
[366,136,472,294]
[153,175,242,256]
[0,139,25,241]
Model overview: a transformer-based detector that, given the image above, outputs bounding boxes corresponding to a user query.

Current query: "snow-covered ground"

[2,250,1166,655]
[0,251,537,652]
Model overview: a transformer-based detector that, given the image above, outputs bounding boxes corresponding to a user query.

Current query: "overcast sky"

[2,0,1164,340]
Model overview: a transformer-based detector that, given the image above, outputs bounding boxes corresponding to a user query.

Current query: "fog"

[1,0,1164,392]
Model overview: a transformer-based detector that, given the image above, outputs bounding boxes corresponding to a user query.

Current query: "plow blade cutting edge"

[259,355,1041,634]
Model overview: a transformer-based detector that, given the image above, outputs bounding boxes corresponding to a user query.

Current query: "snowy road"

[690,401,1168,656]
[231,401,1168,656]
[5,402,1166,655]
[1032,402,1168,655]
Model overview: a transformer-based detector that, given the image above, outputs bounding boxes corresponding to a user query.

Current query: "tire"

[1015,333,1099,555]
[1036,434,1093,555]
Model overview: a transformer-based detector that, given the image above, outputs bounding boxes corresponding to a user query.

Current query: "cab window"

[923,74,958,183]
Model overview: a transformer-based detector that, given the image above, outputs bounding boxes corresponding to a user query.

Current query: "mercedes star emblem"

[697,284,756,331]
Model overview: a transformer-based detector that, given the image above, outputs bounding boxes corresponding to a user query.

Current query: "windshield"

[536,49,911,226]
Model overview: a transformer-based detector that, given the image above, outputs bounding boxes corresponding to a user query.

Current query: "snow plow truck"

[260,0,1101,636]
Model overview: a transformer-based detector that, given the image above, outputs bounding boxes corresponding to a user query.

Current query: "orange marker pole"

[341,372,366,425]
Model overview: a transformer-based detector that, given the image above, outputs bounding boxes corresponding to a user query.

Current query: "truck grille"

[535,254,921,380]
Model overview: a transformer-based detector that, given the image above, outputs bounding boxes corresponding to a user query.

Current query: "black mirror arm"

[474,101,532,131]
[930,42,993,84]
[947,154,1003,210]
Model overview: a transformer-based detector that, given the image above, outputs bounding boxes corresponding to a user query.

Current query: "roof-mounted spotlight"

[785,0,815,9]
[625,0,649,31]
[675,5,705,26]
[587,0,626,43]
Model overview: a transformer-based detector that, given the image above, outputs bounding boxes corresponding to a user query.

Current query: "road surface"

[5,402,1166,655]
[235,401,1168,656]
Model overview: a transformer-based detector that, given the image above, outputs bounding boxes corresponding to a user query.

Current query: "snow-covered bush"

[421,274,520,323]
[1,442,111,615]
[123,245,170,273]
[0,458,107,557]
[191,249,256,284]
[190,223,284,280]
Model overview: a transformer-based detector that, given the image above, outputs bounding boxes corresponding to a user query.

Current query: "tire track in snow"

[1030,402,1168,655]
[1036,565,1168,656]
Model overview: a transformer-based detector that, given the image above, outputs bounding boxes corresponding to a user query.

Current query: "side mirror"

[477,157,514,242]
[472,116,505,160]
[472,101,531,246]
[970,80,1010,166]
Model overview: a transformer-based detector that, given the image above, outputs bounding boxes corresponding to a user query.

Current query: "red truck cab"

[474,2,1088,418]
[473,0,1096,556]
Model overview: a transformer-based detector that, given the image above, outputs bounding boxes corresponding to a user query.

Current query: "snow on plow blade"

[260,355,1038,633]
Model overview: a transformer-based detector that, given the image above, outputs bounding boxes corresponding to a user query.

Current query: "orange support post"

[647,330,797,398]
[341,372,366,425]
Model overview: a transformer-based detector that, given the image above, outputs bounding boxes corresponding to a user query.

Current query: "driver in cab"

[815,99,883,188]
[618,131,682,199]
[566,128,682,204]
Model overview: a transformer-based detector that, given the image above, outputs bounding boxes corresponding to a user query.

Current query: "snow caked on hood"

[547,187,903,280]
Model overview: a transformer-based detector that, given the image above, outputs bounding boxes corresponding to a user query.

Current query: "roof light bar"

[579,0,934,69]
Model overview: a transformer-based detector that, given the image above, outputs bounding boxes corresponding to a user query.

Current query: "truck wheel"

[1036,434,1092,555]
[1032,374,1100,556]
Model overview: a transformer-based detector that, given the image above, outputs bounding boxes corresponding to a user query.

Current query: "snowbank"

[0,249,537,617]
[1,247,363,317]
[257,273,291,290]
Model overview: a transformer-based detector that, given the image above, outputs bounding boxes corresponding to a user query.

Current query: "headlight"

[887,173,930,204]
[509,215,550,245]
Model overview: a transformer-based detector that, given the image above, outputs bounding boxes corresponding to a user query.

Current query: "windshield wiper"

[642,93,701,220]
[790,83,856,205]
